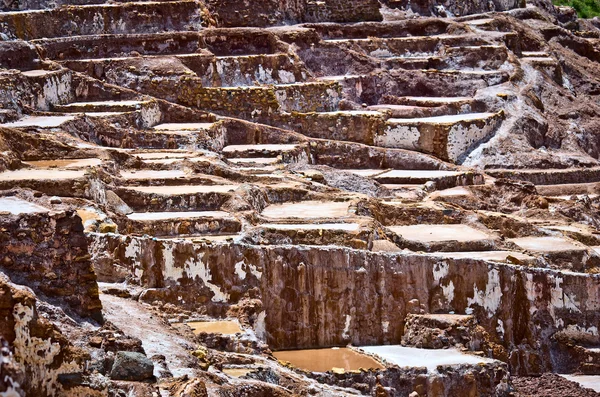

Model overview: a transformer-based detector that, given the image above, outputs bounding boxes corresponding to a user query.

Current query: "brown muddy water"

[186,321,242,335]
[273,347,384,372]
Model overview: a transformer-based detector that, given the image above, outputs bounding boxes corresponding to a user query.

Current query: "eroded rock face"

[0,207,103,322]
[0,273,90,397]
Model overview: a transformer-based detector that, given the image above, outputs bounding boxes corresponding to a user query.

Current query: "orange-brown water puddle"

[273,347,384,372]
[186,321,242,335]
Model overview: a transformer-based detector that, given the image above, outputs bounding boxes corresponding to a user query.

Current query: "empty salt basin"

[153,122,214,131]
[432,251,535,263]
[508,236,586,253]
[160,234,239,243]
[261,223,361,232]
[560,375,600,392]
[125,185,239,194]
[261,201,352,219]
[127,211,231,221]
[186,320,242,335]
[119,170,187,180]
[0,197,48,214]
[24,158,102,169]
[133,151,197,160]
[273,348,384,373]
[2,115,77,128]
[359,346,495,372]
[0,169,85,181]
[388,224,492,243]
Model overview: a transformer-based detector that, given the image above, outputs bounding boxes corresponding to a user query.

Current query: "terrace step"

[382,45,508,71]
[323,34,489,59]
[377,112,503,163]
[486,167,600,185]
[359,345,498,371]
[54,99,161,128]
[251,222,370,249]
[387,223,497,252]
[116,184,238,211]
[508,236,590,271]
[35,29,280,61]
[0,1,203,40]
[222,144,301,158]
[373,169,483,188]
[123,210,241,237]
[559,375,600,391]
[0,168,87,196]
[65,53,311,87]
[432,250,536,264]
[117,170,217,186]
[420,69,510,87]
[54,99,152,113]
[24,158,102,169]
[261,200,353,220]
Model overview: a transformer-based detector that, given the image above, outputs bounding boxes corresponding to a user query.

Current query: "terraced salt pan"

[162,234,238,243]
[429,186,473,198]
[560,375,600,392]
[388,112,496,124]
[133,152,197,160]
[229,158,280,165]
[376,170,461,179]
[2,115,77,128]
[0,169,85,180]
[21,69,57,77]
[0,197,48,214]
[127,211,230,221]
[186,320,242,335]
[508,236,586,252]
[153,123,213,131]
[273,347,384,372]
[222,144,298,153]
[360,345,494,372]
[262,223,360,231]
[388,224,492,243]
[119,170,187,179]
[262,201,351,219]
[126,185,239,194]
[399,96,472,104]
[141,158,204,165]
[59,100,146,109]
[24,158,102,169]
[433,251,534,262]
[466,18,494,26]
[522,51,550,57]
[345,169,386,177]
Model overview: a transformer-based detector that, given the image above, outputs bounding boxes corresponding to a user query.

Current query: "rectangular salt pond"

[359,345,494,372]
[388,224,492,243]
[127,211,230,221]
[0,197,48,214]
[273,347,384,372]
[261,201,350,219]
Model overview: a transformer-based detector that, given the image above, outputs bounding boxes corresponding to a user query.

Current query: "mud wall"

[0,211,103,322]
[90,236,599,375]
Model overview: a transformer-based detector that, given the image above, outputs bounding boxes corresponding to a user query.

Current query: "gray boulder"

[109,351,154,381]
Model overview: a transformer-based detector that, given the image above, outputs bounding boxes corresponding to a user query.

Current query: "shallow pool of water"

[273,347,384,372]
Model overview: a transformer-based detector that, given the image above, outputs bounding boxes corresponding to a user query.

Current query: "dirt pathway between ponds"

[100,293,200,378]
